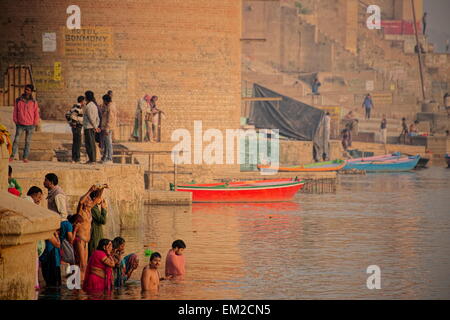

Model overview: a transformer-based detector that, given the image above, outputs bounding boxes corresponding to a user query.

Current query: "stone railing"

[0,192,60,300]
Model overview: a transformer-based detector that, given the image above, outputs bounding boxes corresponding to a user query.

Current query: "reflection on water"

[39,167,450,299]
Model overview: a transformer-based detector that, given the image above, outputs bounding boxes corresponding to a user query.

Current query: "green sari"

[88,205,107,257]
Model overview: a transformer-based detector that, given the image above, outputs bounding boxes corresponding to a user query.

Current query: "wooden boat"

[343,155,420,172]
[257,160,346,172]
[414,157,429,169]
[345,152,429,170]
[346,153,401,164]
[177,178,305,203]
[445,154,450,168]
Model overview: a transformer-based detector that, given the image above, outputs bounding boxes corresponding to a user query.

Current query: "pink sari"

[82,250,113,293]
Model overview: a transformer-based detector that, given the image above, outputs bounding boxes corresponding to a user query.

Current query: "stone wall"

[11,163,145,229]
[0,192,60,300]
[0,0,242,146]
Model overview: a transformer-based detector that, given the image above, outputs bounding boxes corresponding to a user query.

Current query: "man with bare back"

[74,184,107,282]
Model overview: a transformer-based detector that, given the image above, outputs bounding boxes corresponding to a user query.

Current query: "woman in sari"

[82,238,115,294]
[115,253,139,287]
[111,237,139,287]
[39,231,61,287]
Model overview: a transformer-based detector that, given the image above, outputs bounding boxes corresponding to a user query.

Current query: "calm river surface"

[39,167,450,300]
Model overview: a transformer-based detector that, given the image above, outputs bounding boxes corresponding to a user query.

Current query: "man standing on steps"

[83,91,100,164]
[362,93,374,120]
[66,96,85,163]
[312,78,321,95]
[380,115,387,145]
[10,84,40,163]
[422,12,427,35]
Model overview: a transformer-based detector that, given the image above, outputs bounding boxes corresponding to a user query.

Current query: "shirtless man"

[141,252,162,293]
[74,184,107,282]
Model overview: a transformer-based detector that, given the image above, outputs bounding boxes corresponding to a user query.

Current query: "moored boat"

[258,159,346,172]
[445,154,450,168]
[346,152,401,164]
[177,178,305,203]
[343,155,420,172]
[414,157,430,169]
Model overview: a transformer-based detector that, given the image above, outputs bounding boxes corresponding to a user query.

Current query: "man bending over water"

[74,184,107,282]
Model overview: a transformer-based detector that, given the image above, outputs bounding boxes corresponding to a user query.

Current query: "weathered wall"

[394,0,423,21]
[0,242,37,299]
[242,1,333,74]
[0,192,60,300]
[0,0,242,146]
[11,163,145,229]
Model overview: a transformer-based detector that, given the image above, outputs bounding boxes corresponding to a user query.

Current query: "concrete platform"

[145,191,192,206]
[10,161,145,228]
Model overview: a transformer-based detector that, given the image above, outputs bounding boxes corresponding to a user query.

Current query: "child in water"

[165,239,186,280]
[141,252,162,293]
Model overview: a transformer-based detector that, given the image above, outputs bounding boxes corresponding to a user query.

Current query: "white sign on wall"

[42,33,57,52]
[366,80,374,91]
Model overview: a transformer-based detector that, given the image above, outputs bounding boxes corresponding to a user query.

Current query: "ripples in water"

[39,167,450,300]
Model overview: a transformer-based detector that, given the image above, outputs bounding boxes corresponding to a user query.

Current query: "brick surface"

[0,0,242,145]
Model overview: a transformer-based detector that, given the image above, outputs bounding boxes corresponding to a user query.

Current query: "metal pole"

[151,154,154,189]
[148,154,151,190]
[173,152,177,191]
[411,0,426,101]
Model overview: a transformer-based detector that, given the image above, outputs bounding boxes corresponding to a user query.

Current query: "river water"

[39,166,450,300]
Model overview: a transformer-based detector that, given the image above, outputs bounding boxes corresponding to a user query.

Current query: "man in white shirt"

[83,91,100,164]
[44,173,68,220]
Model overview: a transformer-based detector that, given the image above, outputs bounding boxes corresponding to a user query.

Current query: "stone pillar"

[0,192,60,299]
[344,0,358,54]
[0,143,8,192]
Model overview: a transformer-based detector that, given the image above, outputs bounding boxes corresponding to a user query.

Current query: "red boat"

[177,178,305,203]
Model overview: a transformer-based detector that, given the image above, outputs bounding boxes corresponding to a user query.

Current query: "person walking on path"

[422,12,427,35]
[83,91,100,164]
[44,173,68,221]
[399,117,409,144]
[10,84,40,163]
[100,94,117,163]
[312,78,321,95]
[362,94,374,120]
[380,115,387,144]
[66,96,85,163]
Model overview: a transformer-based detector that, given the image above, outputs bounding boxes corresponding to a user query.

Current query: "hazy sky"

[424,0,450,53]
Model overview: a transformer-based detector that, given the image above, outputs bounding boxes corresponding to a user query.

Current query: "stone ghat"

[10,162,145,229]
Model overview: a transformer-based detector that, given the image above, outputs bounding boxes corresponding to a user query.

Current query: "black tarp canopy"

[248,84,327,161]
